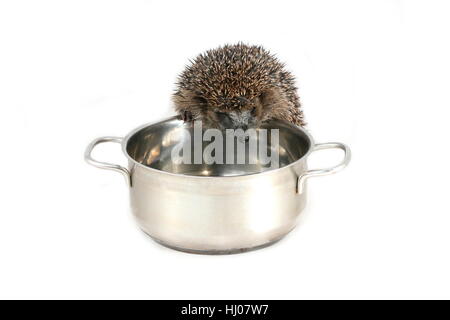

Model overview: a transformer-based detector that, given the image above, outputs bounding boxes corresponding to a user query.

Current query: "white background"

[1,0,449,299]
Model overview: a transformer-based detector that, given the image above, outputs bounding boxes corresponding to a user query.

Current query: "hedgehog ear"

[173,89,207,116]
[258,87,285,110]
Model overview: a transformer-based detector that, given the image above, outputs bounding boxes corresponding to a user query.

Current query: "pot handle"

[297,142,351,194]
[84,136,131,186]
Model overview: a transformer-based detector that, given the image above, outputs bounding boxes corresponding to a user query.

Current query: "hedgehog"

[173,43,305,130]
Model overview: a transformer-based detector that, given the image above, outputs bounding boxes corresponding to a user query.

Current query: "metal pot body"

[85,117,350,254]
[128,157,307,253]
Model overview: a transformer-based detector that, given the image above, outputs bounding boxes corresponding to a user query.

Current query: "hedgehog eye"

[216,111,228,117]
[251,107,257,115]
[215,111,230,122]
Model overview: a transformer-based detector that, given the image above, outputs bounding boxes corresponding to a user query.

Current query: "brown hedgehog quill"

[173,43,305,130]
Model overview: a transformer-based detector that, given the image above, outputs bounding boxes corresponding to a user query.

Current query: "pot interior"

[126,117,311,177]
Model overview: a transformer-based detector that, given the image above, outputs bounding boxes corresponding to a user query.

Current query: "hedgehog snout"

[224,110,255,130]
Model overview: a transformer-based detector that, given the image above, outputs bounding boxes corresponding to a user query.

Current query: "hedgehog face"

[174,87,291,130]
[174,91,259,130]
[212,87,292,130]
[204,95,264,130]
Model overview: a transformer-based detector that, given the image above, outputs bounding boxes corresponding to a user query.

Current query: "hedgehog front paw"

[181,110,193,122]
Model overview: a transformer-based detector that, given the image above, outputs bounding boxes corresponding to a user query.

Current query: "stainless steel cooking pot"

[85,117,351,254]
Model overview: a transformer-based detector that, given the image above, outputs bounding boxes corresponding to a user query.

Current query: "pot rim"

[121,116,315,179]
